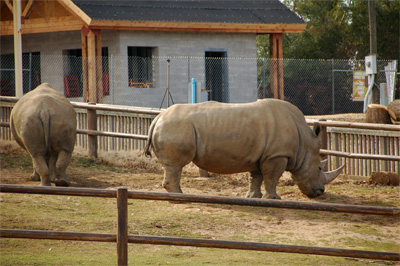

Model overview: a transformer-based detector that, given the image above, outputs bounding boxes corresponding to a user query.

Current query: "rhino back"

[153,99,317,174]
[10,83,77,155]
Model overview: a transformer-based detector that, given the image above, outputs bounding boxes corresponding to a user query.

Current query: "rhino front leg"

[246,171,263,198]
[162,165,183,193]
[261,158,288,200]
[33,156,51,186]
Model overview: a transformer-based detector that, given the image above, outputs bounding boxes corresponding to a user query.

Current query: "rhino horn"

[324,164,345,184]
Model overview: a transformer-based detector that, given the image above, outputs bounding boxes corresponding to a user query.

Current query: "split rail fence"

[1,184,399,265]
[1,97,399,176]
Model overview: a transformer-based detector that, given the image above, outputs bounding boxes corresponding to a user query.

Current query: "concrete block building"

[0,0,305,107]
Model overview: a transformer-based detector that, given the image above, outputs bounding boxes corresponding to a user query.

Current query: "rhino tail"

[144,115,160,158]
[39,110,51,152]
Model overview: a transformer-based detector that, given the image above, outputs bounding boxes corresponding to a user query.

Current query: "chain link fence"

[1,53,397,115]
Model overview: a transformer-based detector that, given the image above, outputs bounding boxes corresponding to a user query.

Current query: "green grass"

[1,152,399,265]
[0,152,32,169]
[1,192,398,266]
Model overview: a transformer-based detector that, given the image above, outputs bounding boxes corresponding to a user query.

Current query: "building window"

[0,52,41,96]
[128,47,154,88]
[63,48,109,98]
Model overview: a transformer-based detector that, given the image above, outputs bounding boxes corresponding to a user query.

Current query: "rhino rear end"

[10,83,77,186]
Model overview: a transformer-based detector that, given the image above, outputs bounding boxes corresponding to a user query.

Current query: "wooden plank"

[0,184,116,197]
[126,234,400,261]
[319,149,400,161]
[0,229,116,242]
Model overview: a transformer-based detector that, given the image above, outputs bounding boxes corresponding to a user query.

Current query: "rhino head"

[291,123,345,198]
[294,160,345,198]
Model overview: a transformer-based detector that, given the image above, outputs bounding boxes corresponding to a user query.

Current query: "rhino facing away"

[10,83,77,186]
[145,99,344,199]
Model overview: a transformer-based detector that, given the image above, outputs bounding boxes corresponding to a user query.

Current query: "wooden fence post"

[87,103,97,158]
[319,119,328,171]
[117,188,128,266]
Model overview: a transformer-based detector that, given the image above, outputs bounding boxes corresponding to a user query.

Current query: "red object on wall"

[64,75,80,97]
[103,73,109,95]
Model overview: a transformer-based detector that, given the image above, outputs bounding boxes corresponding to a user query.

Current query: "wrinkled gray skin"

[10,83,77,186]
[145,99,344,199]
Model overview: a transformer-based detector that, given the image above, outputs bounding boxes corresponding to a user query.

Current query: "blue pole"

[192,78,196,103]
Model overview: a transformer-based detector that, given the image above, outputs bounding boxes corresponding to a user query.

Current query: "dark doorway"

[205,51,228,102]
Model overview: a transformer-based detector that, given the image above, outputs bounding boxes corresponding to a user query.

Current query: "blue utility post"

[192,78,196,103]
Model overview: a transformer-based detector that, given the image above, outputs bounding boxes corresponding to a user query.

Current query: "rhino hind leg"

[32,155,51,186]
[30,169,40,181]
[48,154,57,182]
[53,151,71,187]
[260,158,288,200]
[246,171,263,198]
[162,165,183,193]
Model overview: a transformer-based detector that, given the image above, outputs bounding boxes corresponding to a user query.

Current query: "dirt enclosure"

[1,139,399,265]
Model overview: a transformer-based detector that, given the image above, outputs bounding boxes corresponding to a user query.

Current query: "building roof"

[0,0,306,36]
[72,0,304,25]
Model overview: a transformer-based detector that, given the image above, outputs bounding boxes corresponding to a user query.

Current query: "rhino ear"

[313,122,321,136]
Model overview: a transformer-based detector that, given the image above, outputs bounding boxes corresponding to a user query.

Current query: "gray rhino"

[145,99,344,199]
[10,83,77,186]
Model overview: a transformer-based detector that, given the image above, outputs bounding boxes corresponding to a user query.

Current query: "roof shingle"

[72,0,304,24]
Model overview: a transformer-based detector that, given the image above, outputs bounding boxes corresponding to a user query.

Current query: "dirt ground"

[1,112,399,264]
[1,138,399,253]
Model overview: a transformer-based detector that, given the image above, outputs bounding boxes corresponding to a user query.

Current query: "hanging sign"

[352,70,367,101]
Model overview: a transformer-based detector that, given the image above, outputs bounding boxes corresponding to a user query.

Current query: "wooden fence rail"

[1,97,399,176]
[1,184,399,265]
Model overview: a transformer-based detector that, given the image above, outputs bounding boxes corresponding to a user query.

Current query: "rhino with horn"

[145,99,344,199]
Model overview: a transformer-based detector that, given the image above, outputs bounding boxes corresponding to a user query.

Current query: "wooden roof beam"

[22,0,33,18]
[89,20,306,34]
[4,0,13,12]
[0,16,83,35]
[56,0,91,26]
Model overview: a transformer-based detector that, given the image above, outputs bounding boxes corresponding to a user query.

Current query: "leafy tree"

[257,0,400,61]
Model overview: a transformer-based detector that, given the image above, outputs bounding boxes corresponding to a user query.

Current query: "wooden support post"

[94,30,103,103]
[368,0,379,104]
[81,28,102,103]
[117,188,128,266]
[81,29,89,102]
[13,0,23,98]
[269,33,284,100]
[87,104,97,158]
[87,30,97,103]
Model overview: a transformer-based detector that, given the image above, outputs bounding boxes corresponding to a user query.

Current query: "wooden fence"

[1,184,399,265]
[1,97,399,176]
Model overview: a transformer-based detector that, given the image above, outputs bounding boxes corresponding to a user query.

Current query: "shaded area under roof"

[72,0,305,24]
